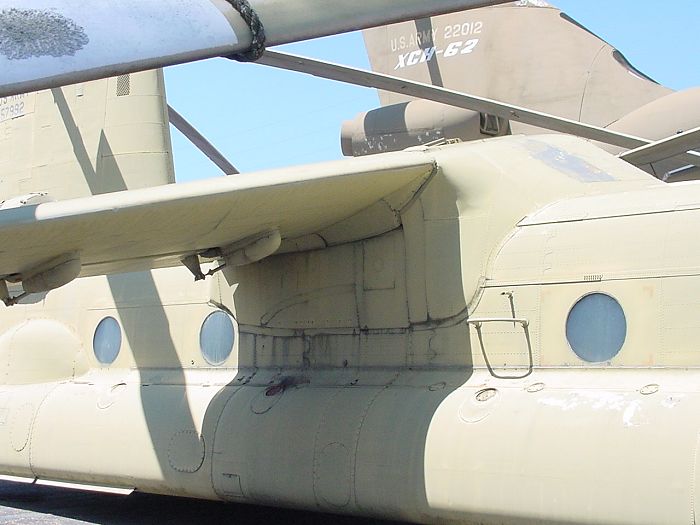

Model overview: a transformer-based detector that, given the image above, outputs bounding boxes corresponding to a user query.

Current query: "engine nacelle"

[341,100,509,157]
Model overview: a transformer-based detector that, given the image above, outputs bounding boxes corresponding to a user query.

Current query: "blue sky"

[164,1,700,182]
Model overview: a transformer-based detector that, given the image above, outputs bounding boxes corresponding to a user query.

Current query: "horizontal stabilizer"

[0,153,435,282]
[0,0,510,97]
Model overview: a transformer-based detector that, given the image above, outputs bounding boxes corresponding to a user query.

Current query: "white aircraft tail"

[0,70,174,202]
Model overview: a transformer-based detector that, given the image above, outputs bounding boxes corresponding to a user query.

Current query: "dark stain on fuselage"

[0,8,88,60]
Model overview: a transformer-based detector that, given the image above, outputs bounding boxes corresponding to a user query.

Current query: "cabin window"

[93,317,122,365]
[199,311,235,366]
[566,293,626,363]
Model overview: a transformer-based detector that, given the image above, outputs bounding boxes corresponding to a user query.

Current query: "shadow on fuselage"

[0,481,407,524]
[193,184,475,522]
[89,143,476,522]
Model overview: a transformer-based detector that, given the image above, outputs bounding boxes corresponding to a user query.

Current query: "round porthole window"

[93,316,122,365]
[566,293,626,363]
[200,311,235,366]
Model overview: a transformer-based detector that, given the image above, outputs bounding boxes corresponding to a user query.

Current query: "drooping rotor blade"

[619,127,700,167]
[0,0,511,98]
[252,0,511,46]
[257,50,654,151]
[168,105,239,176]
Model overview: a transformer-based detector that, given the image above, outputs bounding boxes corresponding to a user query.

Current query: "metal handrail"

[467,317,529,328]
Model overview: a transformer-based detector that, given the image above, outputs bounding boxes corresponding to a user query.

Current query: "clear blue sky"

[164,1,700,182]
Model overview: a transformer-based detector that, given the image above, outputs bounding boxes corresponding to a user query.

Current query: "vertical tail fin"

[0,69,174,202]
[362,2,670,128]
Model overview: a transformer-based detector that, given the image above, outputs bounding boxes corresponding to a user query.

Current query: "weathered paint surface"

[0,3,698,524]
[0,0,238,96]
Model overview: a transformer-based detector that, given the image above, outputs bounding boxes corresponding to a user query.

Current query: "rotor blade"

[257,50,653,150]
[0,0,511,98]
[255,0,511,46]
[167,105,239,176]
[619,127,700,167]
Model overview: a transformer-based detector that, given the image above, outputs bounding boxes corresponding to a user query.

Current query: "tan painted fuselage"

[0,134,697,524]
[0,3,698,524]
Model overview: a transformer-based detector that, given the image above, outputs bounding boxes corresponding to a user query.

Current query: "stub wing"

[0,153,435,287]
